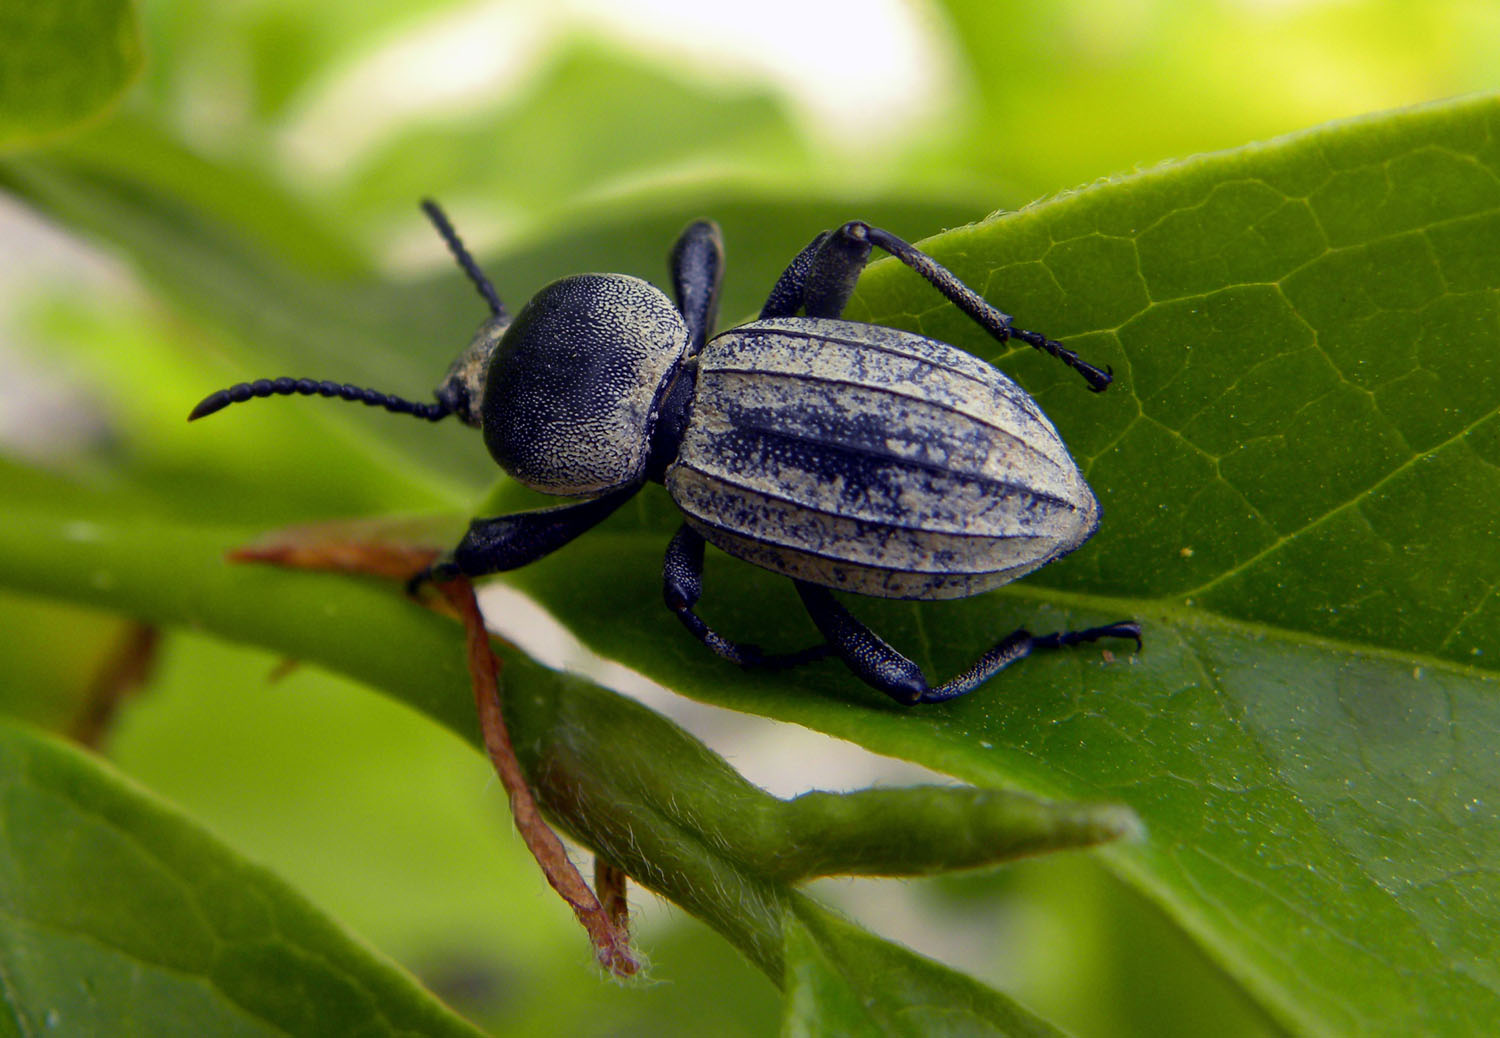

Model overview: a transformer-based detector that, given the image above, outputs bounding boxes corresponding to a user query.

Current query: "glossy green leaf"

[0,0,142,150]
[480,95,1500,1036]
[0,719,486,1038]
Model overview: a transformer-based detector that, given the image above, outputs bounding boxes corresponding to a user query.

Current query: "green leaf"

[480,95,1500,1035]
[340,42,814,232]
[0,0,142,150]
[781,904,1063,1038]
[0,719,486,1037]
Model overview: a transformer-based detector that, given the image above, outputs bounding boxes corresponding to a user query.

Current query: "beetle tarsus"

[1009,329,1115,392]
[794,581,1142,706]
[406,559,461,596]
[1039,620,1143,652]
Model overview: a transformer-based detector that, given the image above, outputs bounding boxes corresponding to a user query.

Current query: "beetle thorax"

[481,274,690,497]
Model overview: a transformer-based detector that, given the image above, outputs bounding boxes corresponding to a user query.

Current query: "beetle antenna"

[421,198,508,321]
[188,377,453,422]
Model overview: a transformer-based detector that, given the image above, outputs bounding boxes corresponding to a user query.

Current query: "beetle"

[191,202,1140,704]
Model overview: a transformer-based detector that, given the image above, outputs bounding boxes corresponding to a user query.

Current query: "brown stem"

[436,577,637,977]
[594,858,631,935]
[226,525,636,975]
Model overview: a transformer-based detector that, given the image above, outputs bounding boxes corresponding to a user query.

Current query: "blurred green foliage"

[2,1,1499,1035]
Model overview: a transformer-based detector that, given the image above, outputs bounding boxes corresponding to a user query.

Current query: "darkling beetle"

[191,202,1140,704]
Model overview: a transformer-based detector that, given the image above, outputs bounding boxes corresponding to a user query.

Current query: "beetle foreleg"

[795,581,1140,705]
[664,525,831,669]
[412,485,640,591]
[857,224,1114,392]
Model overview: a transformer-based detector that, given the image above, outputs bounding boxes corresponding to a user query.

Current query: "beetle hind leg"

[664,525,831,669]
[795,581,1140,705]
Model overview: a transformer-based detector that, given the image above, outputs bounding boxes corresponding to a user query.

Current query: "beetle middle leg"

[794,581,1141,705]
[663,525,831,669]
[761,221,1112,392]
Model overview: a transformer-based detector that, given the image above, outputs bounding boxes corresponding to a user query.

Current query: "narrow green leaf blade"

[0,720,486,1037]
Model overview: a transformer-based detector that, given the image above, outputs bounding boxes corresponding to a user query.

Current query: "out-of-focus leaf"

[0,719,487,1037]
[929,0,1500,201]
[0,0,142,150]
[136,0,474,129]
[340,44,814,234]
[0,592,131,733]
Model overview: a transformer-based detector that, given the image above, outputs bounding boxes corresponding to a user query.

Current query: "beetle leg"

[759,232,829,318]
[664,525,831,669]
[855,224,1111,390]
[916,620,1143,703]
[669,220,725,355]
[763,221,1113,392]
[413,484,640,589]
[792,582,927,703]
[795,581,1141,705]
[760,227,870,319]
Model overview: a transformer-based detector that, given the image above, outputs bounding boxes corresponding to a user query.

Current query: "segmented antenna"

[188,201,506,424]
[188,378,451,422]
[421,198,507,320]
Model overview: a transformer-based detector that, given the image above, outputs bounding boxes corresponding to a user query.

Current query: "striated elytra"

[191,202,1140,704]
